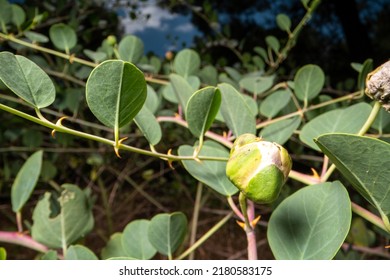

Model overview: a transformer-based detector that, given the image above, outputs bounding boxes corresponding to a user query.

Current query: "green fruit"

[106,35,117,46]
[226,133,292,204]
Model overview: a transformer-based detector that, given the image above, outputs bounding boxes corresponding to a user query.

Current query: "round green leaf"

[86,60,147,128]
[83,49,107,63]
[294,64,325,103]
[40,250,58,260]
[225,67,242,82]
[49,23,77,53]
[260,89,291,118]
[31,184,94,248]
[118,35,144,64]
[239,75,274,95]
[254,46,268,62]
[260,116,301,145]
[23,31,48,43]
[101,233,127,260]
[173,49,200,77]
[122,219,157,260]
[11,4,26,27]
[148,212,187,257]
[145,85,160,114]
[11,150,43,212]
[162,83,177,104]
[372,106,390,133]
[218,83,256,137]
[41,160,57,182]
[265,35,280,53]
[242,94,258,117]
[276,13,291,32]
[0,52,55,109]
[315,133,390,231]
[300,102,372,151]
[134,106,162,145]
[219,72,239,89]
[268,181,351,259]
[186,87,221,138]
[22,129,43,148]
[357,59,373,91]
[149,56,162,73]
[169,73,194,109]
[199,65,218,86]
[178,141,238,196]
[65,245,98,260]
[0,0,12,26]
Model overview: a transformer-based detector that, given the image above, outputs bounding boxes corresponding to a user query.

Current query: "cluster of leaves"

[0,0,390,260]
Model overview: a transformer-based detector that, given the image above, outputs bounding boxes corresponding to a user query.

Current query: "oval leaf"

[65,245,98,260]
[40,250,58,260]
[178,141,238,196]
[357,59,373,91]
[314,133,390,231]
[122,219,157,260]
[173,49,200,77]
[260,89,291,118]
[294,64,325,103]
[31,184,94,248]
[300,102,372,151]
[83,49,107,63]
[0,0,12,25]
[242,94,258,117]
[86,60,147,128]
[260,116,301,145]
[265,35,280,53]
[268,181,351,259]
[276,13,291,32]
[239,75,274,95]
[169,73,194,109]
[134,106,162,145]
[218,83,256,137]
[372,106,390,133]
[11,4,26,27]
[186,87,221,137]
[145,85,160,114]
[0,52,55,109]
[11,150,43,212]
[49,23,77,53]
[148,212,187,257]
[118,35,144,64]
[24,31,49,43]
[101,233,127,260]
[199,65,218,86]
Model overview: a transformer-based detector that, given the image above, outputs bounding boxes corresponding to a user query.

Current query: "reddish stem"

[0,231,48,253]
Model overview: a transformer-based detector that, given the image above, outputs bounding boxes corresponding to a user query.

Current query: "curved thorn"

[236,220,246,230]
[311,168,320,179]
[114,137,128,158]
[251,215,261,228]
[51,116,69,138]
[167,149,175,169]
[56,116,68,126]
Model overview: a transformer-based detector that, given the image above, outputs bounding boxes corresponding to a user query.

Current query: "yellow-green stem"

[0,103,228,162]
[16,212,23,233]
[176,212,233,260]
[189,182,203,260]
